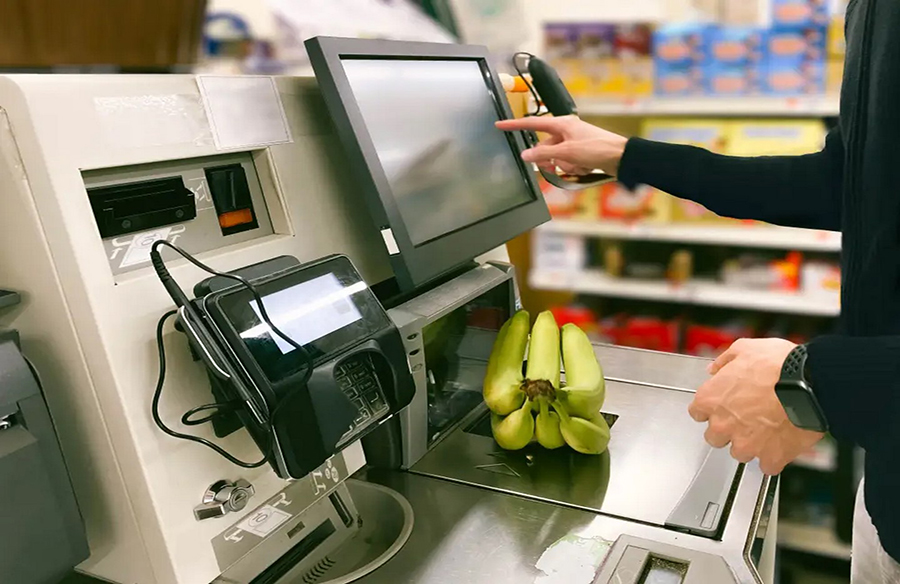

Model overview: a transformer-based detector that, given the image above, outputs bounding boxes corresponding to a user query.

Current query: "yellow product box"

[570,186,602,221]
[599,183,672,223]
[590,58,628,97]
[727,119,827,156]
[540,176,602,220]
[553,58,592,98]
[641,119,733,223]
[827,59,844,94]
[828,15,846,58]
[622,56,654,97]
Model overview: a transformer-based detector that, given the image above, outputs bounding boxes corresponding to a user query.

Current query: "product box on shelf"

[617,316,681,353]
[616,24,655,97]
[544,23,591,96]
[653,23,712,96]
[709,26,767,66]
[685,321,755,357]
[727,119,827,156]
[531,229,586,276]
[579,23,626,97]
[706,26,766,95]
[801,260,841,297]
[540,176,602,220]
[599,183,673,223]
[720,0,768,26]
[764,26,826,95]
[544,23,580,60]
[771,0,830,28]
[828,14,846,58]
[826,58,843,93]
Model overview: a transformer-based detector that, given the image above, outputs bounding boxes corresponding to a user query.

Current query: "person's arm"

[618,128,844,231]
[496,116,844,232]
[807,335,900,453]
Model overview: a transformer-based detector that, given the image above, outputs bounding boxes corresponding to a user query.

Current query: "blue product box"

[766,26,826,64]
[763,25,826,95]
[707,63,765,95]
[653,23,713,68]
[656,63,705,96]
[771,0,830,28]
[765,59,825,94]
[709,27,766,66]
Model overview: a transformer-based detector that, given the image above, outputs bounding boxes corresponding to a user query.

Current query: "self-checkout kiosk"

[0,37,777,584]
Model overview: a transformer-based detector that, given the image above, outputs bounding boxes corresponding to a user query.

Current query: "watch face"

[777,383,824,431]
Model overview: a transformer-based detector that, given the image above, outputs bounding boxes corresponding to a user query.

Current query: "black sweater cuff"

[807,335,900,450]
[617,137,656,190]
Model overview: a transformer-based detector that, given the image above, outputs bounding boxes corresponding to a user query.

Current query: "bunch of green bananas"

[483,310,611,455]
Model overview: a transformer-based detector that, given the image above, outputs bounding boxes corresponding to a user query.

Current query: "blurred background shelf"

[578,96,841,117]
[538,220,842,252]
[779,520,853,561]
[530,270,840,316]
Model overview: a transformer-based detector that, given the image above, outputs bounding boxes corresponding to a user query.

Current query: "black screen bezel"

[204,255,392,389]
[306,36,550,291]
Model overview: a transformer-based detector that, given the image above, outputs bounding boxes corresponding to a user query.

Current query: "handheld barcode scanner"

[514,52,617,190]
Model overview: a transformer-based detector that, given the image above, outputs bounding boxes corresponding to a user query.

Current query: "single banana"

[558,323,605,419]
[483,310,529,415]
[491,400,535,451]
[535,398,565,449]
[552,401,611,455]
[522,311,560,401]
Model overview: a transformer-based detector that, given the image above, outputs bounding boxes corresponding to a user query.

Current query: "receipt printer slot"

[88,176,196,238]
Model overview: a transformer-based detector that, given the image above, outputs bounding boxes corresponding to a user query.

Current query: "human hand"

[688,338,825,476]
[495,115,628,176]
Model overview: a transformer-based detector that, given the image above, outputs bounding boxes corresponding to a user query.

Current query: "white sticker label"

[120,227,172,268]
[237,505,292,538]
[197,76,293,150]
[380,228,400,255]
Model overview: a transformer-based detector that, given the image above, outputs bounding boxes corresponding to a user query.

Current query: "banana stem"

[538,398,550,417]
[551,400,570,423]
[521,378,557,401]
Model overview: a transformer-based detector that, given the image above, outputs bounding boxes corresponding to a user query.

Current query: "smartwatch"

[775,344,829,433]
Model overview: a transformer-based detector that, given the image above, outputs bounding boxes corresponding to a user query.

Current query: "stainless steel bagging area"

[358,272,778,583]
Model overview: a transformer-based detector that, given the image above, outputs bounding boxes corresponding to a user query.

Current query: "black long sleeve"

[617,128,844,232]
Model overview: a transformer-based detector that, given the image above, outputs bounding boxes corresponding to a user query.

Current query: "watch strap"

[781,343,809,384]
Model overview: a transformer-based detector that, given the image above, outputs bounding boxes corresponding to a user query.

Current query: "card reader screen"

[211,257,391,384]
[248,273,364,353]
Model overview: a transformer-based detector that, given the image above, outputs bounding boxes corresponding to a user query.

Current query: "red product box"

[617,316,680,353]
[685,324,749,358]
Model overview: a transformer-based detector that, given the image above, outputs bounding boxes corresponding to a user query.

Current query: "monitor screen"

[340,58,537,246]
[306,37,549,290]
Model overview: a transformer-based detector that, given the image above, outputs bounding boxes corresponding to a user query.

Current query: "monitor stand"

[372,260,479,310]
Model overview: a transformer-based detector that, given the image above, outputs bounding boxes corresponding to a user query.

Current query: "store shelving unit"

[530,269,841,317]
[537,220,842,252]
[579,95,841,117]
[778,520,853,561]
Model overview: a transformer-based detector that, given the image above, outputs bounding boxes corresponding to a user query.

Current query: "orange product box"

[600,183,672,223]
[540,176,602,220]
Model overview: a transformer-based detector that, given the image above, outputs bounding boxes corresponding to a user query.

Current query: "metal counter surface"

[356,467,772,584]
[353,346,771,583]
[410,379,716,528]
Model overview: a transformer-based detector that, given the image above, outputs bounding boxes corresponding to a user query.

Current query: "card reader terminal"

[180,254,415,479]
